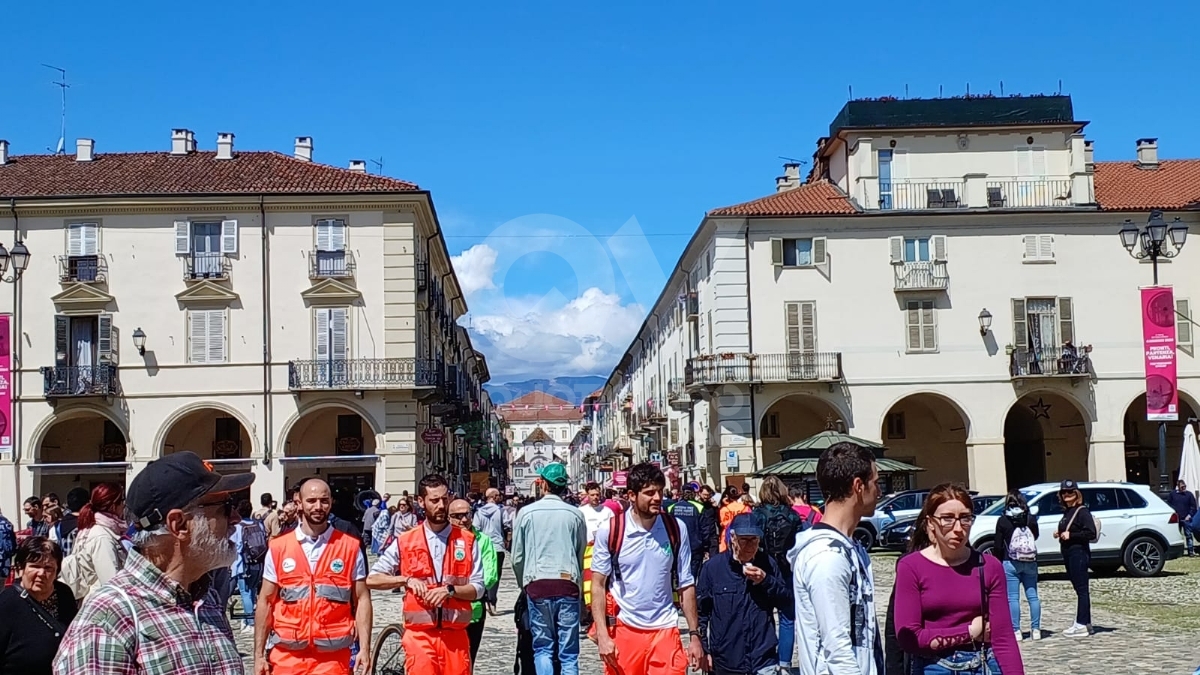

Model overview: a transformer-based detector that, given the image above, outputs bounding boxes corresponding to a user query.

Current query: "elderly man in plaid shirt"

[53,451,255,675]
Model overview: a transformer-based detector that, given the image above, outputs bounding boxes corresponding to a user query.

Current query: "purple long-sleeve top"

[894,551,1024,675]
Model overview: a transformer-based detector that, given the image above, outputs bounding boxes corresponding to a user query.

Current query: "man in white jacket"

[788,442,883,675]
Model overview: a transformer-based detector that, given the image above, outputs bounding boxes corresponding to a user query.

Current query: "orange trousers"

[268,646,351,675]
[402,626,471,675]
[602,620,687,675]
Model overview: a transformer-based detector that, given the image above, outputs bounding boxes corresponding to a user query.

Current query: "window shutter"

[932,235,947,261]
[906,302,921,351]
[1039,234,1054,260]
[314,308,330,360]
[1030,147,1047,176]
[189,311,209,363]
[892,150,909,179]
[1012,298,1028,349]
[1057,297,1074,345]
[207,310,226,363]
[800,301,817,351]
[67,224,83,256]
[785,302,802,353]
[330,220,347,251]
[812,237,828,266]
[174,221,191,255]
[1016,147,1032,176]
[331,308,348,359]
[889,237,903,263]
[922,301,937,351]
[770,238,783,266]
[98,313,117,365]
[81,224,99,256]
[1022,235,1037,260]
[221,219,239,255]
[316,220,331,250]
[54,315,69,367]
[1177,299,1193,355]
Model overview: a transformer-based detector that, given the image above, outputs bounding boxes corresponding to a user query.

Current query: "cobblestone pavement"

[235,554,1200,674]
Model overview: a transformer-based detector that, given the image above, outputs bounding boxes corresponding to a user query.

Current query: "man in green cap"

[511,463,587,675]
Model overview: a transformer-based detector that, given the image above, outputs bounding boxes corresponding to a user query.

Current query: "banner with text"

[0,314,9,458]
[1142,286,1179,421]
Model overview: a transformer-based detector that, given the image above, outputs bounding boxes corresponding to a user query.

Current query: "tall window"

[905,300,937,353]
[879,149,893,209]
[904,237,930,262]
[188,309,227,364]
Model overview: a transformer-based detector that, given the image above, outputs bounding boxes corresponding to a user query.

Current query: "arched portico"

[157,403,255,476]
[31,407,129,498]
[1003,389,1091,489]
[757,393,846,469]
[1122,391,1200,486]
[280,402,381,522]
[878,392,971,489]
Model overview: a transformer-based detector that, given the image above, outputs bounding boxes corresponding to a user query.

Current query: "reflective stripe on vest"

[269,529,360,652]
[398,525,476,630]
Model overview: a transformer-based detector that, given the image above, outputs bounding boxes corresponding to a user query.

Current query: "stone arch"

[877,389,974,440]
[878,391,972,488]
[277,398,384,452]
[152,401,259,460]
[26,402,129,463]
[755,390,851,435]
[756,392,846,469]
[997,386,1095,439]
[1002,388,1092,489]
[1121,391,1200,487]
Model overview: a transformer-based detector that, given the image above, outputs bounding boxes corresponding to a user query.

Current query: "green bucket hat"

[539,462,570,487]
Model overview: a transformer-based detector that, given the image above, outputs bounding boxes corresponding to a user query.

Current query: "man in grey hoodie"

[474,487,511,614]
[787,442,883,675]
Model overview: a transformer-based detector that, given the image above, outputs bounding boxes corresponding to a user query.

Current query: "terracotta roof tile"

[522,427,554,444]
[497,391,582,422]
[0,151,419,198]
[1093,160,1200,211]
[708,181,857,217]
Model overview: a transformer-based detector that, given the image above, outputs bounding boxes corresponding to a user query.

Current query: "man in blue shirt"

[667,487,708,580]
[697,513,790,675]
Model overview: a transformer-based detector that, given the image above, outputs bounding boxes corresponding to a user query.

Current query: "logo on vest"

[454,539,466,562]
[331,558,346,574]
[282,557,297,573]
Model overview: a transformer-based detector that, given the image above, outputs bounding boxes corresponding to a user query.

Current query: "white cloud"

[450,244,498,297]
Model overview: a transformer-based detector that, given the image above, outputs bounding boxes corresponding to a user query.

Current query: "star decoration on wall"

[1029,398,1052,420]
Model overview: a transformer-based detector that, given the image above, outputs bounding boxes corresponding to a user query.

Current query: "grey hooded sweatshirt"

[473,502,508,553]
[787,524,882,675]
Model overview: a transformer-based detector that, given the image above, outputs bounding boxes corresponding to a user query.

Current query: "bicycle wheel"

[371,624,405,675]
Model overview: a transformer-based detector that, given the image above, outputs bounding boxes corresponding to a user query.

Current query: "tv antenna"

[369,156,384,173]
[777,155,808,166]
[42,64,69,154]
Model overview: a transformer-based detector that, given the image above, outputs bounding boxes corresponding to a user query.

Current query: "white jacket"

[788,526,882,675]
[61,524,127,599]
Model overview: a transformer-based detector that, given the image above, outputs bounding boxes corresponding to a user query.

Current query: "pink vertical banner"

[1141,286,1179,421]
[0,313,10,457]
[612,470,627,489]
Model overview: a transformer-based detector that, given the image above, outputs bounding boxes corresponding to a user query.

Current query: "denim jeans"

[1001,559,1041,630]
[1181,523,1195,555]
[777,606,795,669]
[912,649,1000,674]
[527,595,580,675]
[236,575,255,627]
[1063,546,1092,625]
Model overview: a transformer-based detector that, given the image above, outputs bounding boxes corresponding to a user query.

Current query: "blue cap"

[729,513,763,538]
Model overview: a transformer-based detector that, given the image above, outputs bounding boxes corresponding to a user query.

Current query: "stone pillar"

[1088,437,1126,482]
[383,398,420,494]
[966,439,1007,494]
[713,384,753,486]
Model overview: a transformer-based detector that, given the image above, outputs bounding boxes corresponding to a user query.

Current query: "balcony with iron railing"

[416,260,429,291]
[894,261,949,292]
[42,364,120,398]
[287,358,441,390]
[184,252,230,281]
[1009,344,1092,380]
[686,291,699,317]
[985,178,1073,209]
[686,352,843,386]
[58,255,107,284]
[668,378,690,410]
[880,180,966,210]
[308,249,356,279]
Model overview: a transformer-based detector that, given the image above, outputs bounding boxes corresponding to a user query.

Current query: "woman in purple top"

[894,483,1024,675]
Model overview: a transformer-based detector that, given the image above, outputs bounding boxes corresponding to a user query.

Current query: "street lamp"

[0,240,32,282]
[1119,211,1189,496]
[132,328,147,355]
[977,309,993,337]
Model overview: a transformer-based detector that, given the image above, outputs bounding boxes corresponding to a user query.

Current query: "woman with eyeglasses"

[0,536,78,675]
[1053,479,1096,638]
[58,483,127,600]
[894,483,1024,674]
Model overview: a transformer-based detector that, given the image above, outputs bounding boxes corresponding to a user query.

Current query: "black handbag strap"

[19,588,67,636]
[977,552,988,619]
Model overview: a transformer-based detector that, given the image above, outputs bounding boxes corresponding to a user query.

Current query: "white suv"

[969,482,1185,577]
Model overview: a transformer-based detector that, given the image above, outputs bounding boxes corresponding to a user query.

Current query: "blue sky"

[4,1,1198,382]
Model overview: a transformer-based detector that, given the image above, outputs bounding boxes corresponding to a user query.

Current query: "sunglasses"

[449,512,472,520]
[198,496,237,519]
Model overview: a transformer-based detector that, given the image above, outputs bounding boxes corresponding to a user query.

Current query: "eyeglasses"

[198,496,236,519]
[449,512,471,521]
[932,514,976,528]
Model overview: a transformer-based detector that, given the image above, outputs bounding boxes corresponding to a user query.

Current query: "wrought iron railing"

[308,249,356,279]
[668,377,688,401]
[416,260,429,291]
[1010,345,1092,378]
[985,178,1073,209]
[686,291,699,316]
[686,352,843,385]
[880,180,966,210]
[42,364,119,398]
[288,358,441,390]
[894,261,949,291]
[185,252,230,280]
[57,255,107,284]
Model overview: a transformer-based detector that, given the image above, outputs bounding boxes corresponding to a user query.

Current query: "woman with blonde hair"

[753,476,805,673]
[1054,479,1096,637]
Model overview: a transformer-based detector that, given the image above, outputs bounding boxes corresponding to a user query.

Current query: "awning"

[26,462,130,476]
[277,455,379,467]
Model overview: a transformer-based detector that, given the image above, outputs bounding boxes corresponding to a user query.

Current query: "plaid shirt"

[53,548,243,675]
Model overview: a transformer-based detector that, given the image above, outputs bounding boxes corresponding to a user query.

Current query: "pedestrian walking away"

[452,499,498,671]
[511,463,587,675]
[894,484,1024,675]
[589,462,706,675]
[666,486,708,582]
[366,474,487,675]
[1054,479,1097,638]
[1167,480,1197,556]
[474,487,511,615]
[231,499,268,634]
[697,513,791,675]
[754,476,807,674]
[52,451,254,675]
[993,489,1042,641]
[254,477,373,675]
[788,441,884,675]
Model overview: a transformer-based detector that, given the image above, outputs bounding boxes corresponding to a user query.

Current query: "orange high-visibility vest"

[269,529,359,653]
[399,525,475,630]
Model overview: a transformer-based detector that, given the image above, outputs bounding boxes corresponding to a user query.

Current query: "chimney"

[75,138,95,162]
[775,162,801,192]
[1083,140,1094,169]
[1136,138,1159,169]
[186,130,196,153]
[0,140,8,166]
[294,136,313,162]
[348,159,367,174]
[171,129,189,155]
[216,132,235,160]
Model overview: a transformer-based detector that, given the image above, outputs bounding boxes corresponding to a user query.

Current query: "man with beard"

[367,474,486,675]
[255,478,373,675]
[52,451,254,675]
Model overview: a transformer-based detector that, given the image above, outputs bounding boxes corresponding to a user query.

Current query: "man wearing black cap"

[53,451,254,675]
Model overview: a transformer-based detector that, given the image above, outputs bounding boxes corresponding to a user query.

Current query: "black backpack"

[241,520,268,565]
[757,505,801,563]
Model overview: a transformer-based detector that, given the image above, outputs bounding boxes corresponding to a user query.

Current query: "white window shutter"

[932,235,947,261]
[83,224,99,255]
[221,220,239,255]
[207,310,226,363]
[189,311,208,363]
[770,238,783,267]
[889,237,903,263]
[98,314,117,364]
[1177,299,1193,355]
[906,302,921,351]
[1016,147,1032,176]
[315,220,331,250]
[1039,234,1054,260]
[1031,147,1047,176]
[314,309,330,360]
[174,221,191,255]
[1022,235,1038,260]
[1012,298,1028,349]
[800,301,817,351]
[922,301,937,351]
[330,220,347,251]
[67,224,83,256]
[892,150,909,179]
[331,308,348,359]
[812,237,828,265]
[785,302,801,353]
[1058,297,1074,345]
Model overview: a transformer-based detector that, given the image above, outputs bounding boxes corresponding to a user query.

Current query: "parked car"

[879,494,1003,552]
[969,482,1184,577]
[855,489,928,550]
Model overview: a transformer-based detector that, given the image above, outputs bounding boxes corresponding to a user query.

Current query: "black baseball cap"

[127,451,255,530]
[1059,479,1079,491]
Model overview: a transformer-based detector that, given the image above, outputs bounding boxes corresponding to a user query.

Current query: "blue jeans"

[1182,523,1195,555]
[1001,559,1040,630]
[912,649,1000,674]
[527,595,580,675]
[236,575,255,627]
[778,606,795,669]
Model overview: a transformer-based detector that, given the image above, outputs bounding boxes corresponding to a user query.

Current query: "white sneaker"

[1014,630,1023,642]
[241,624,255,634]
[1031,629,1042,641]
[1063,623,1091,637]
